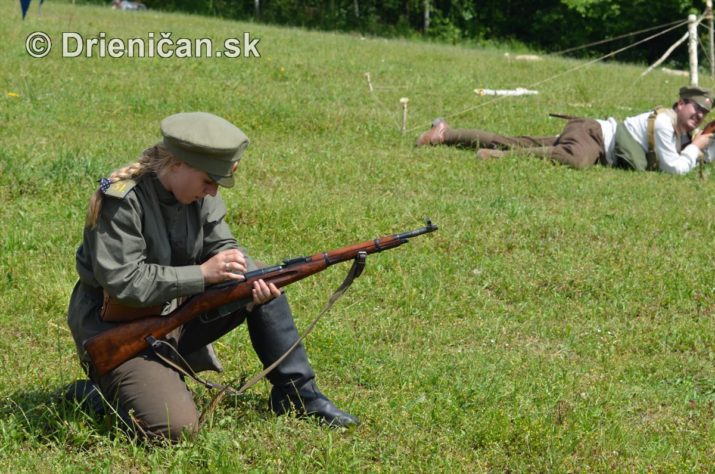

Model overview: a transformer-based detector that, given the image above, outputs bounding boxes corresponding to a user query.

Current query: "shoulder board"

[103,179,138,199]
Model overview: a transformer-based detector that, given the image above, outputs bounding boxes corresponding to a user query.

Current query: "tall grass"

[2,1,715,471]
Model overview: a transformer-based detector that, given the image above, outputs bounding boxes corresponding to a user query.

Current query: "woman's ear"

[168,159,184,171]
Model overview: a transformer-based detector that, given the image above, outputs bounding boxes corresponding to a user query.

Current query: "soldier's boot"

[415,118,449,146]
[248,294,359,428]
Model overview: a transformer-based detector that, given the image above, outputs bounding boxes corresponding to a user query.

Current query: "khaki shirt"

[67,173,240,368]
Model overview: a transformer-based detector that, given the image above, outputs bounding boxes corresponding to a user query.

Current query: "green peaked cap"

[160,112,249,188]
[679,86,713,112]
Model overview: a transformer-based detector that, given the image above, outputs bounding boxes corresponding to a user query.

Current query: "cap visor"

[210,173,235,188]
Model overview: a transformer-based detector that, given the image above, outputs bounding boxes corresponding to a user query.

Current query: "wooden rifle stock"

[84,219,438,376]
[703,120,715,136]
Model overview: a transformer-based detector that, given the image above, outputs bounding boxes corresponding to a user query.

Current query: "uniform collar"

[150,173,179,205]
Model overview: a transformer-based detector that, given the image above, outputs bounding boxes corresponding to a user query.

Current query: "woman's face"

[163,161,219,204]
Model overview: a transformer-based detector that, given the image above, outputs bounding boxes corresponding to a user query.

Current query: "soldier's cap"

[679,86,713,113]
[160,111,249,188]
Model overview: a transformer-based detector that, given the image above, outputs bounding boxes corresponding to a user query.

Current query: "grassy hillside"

[2,2,715,471]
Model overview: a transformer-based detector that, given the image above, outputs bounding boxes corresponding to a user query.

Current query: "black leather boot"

[269,380,359,428]
[248,294,359,428]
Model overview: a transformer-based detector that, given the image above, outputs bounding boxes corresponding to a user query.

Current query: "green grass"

[3,2,715,472]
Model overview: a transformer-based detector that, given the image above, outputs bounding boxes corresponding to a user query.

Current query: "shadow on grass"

[1,382,271,446]
[0,383,120,449]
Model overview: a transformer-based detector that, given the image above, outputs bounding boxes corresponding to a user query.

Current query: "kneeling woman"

[67,112,358,441]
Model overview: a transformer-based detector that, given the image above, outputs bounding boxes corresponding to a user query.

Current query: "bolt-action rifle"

[84,219,438,376]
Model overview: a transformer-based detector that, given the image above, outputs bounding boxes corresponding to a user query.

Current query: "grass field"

[2,1,715,472]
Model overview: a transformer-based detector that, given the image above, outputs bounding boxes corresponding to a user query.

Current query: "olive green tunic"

[67,173,239,370]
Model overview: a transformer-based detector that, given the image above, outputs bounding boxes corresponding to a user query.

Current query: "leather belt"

[101,290,163,322]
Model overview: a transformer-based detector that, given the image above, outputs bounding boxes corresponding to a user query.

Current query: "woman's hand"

[200,249,247,285]
[251,279,281,305]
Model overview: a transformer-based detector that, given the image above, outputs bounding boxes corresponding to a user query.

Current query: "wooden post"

[400,98,409,134]
[708,0,714,79]
[689,13,699,86]
[365,72,373,92]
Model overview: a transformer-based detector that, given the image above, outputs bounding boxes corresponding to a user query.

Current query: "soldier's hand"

[693,131,714,150]
[251,279,281,305]
[201,249,247,284]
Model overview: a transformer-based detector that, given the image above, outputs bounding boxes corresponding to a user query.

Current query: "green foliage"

[3,1,715,471]
[426,15,462,44]
[560,0,611,15]
[72,0,705,64]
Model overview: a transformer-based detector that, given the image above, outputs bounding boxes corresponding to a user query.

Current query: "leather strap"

[231,251,368,394]
[101,290,163,322]
[548,113,580,120]
[646,106,670,171]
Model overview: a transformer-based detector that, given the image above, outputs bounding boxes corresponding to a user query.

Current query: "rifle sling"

[548,113,580,120]
[144,252,368,427]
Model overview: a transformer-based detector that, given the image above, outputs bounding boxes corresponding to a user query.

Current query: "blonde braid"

[85,144,178,229]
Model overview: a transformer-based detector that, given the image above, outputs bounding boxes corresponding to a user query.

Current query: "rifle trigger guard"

[353,251,367,279]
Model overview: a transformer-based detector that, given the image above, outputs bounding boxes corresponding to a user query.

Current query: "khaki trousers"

[92,306,249,441]
[444,118,608,169]
[92,292,311,441]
